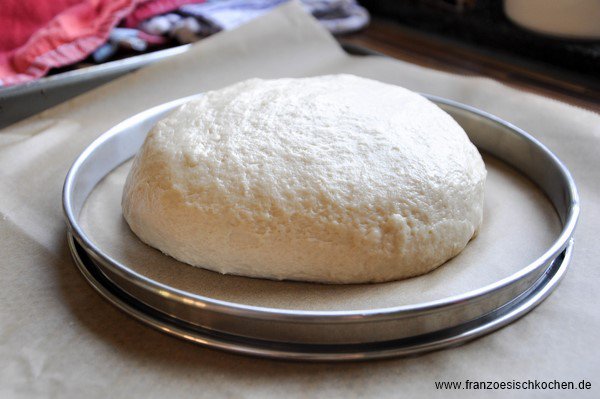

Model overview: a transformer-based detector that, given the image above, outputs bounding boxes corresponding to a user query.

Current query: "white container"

[504,0,600,39]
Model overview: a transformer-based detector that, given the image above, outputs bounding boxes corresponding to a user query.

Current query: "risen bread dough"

[122,75,486,284]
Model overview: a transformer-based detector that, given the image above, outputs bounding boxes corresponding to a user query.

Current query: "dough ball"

[122,74,486,284]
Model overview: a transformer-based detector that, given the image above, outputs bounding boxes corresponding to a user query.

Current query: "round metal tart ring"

[63,94,579,359]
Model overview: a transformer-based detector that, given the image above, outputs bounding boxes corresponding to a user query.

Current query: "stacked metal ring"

[63,94,579,361]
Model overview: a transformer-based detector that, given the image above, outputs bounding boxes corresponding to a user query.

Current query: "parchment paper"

[1,2,599,398]
[79,155,559,311]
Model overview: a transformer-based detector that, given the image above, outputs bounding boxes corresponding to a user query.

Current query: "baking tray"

[62,93,579,360]
[0,45,193,129]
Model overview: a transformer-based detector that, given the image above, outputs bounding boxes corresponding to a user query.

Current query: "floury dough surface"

[122,74,487,283]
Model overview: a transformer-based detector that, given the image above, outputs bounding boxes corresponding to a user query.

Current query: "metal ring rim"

[62,94,580,323]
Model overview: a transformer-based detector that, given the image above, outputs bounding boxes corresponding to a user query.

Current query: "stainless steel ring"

[67,233,573,361]
[63,94,579,359]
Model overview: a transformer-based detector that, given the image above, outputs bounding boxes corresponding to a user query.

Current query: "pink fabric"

[0,0,140,86]
[0,0,205,86]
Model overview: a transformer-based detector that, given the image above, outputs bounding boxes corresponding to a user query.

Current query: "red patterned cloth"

[0,0,202,86]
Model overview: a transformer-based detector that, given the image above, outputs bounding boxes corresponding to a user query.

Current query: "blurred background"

[1,0,599,127]
[354,0,599,109]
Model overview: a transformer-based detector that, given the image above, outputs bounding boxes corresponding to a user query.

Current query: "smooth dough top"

[122,74,486,284]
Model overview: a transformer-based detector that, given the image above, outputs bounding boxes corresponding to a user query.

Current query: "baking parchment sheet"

[1,2,599,398]
[80,155,559,311]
